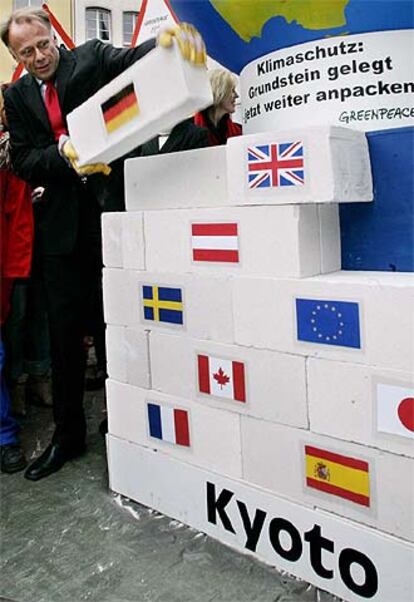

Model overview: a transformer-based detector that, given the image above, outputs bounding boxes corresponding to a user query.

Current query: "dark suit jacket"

[4,38,155,255]
[141,119,209,156]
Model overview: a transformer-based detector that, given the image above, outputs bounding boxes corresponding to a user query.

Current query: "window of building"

[86,8,111,43]
[13,0,43,8]
[123,11,139,47]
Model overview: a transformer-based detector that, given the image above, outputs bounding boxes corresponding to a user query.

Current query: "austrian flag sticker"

[191,223,239,263]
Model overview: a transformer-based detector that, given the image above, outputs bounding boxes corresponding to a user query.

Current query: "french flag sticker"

[147,402,190,447]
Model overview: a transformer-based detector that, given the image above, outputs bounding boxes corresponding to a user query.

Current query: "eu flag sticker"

[296,298,361,349]
[142,285,183,325]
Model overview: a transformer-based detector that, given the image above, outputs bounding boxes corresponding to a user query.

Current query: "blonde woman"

[194,68,242,145]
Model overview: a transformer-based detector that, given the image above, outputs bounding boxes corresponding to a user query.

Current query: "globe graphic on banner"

[171,0,414,274]
[170,0,413,75]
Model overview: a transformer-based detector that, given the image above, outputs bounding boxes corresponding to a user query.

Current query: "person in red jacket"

[0,85,33,473]
[194,68,242,146]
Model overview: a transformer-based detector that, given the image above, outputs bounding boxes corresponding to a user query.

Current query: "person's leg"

[42,252,87,450]
[82,200,107,391]
[24,262,52,406]
[23,250,87,481]
[24,196,102,480]
[3,280,28,417]
[0,338,26,473]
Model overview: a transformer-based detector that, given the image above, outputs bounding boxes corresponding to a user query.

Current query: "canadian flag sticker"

[197,354,246,403]
[376,382,414,440]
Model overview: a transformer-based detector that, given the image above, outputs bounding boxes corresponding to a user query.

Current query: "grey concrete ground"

[0,386,339,602]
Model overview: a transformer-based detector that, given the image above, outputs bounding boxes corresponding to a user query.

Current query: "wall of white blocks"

[103,127,414,601]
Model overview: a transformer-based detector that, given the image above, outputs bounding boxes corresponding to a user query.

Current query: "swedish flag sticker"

[142,285,184,326]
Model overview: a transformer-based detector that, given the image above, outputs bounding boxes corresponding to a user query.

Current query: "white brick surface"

[106,325,150,388]
[149,331,308,428]
[144,205,338,278]
[241,417,414,541]
[227,127,373,205]
[308,358,414,457]
[121,212,145,270]
[103,268,138,326]
[317,204,341,273]
[106,380,242,478]
[125,146,227,211]
[102,212,146,270]
[103,269,234,342]
[102,212,124,268]
[106,324,127,383]
[233,272,414,371]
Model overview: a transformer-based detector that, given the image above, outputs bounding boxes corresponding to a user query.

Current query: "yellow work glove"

[158,22,207,67]
[62,139,112,177]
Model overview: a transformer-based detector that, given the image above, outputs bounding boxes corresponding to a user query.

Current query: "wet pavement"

[0,386,339,602]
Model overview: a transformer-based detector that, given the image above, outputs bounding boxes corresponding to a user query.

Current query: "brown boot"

[10,375,28,417]
[26,372,53,407]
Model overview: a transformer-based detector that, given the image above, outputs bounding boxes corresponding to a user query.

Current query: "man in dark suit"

[1,7,206,481]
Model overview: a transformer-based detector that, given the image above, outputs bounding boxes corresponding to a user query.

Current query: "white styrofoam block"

[102,212,124,268]
[317,204,341,273]
[184,273,234,342]
[67,42,213,166]
[108,437,414,602]
[103,269,234,343]
[106,324,127,383]
[227,127,373,205]
[149,331,308,428]
[124,327,151,387]
[308,358,414,457]
[103,268,138,326]
[144,205,339,278]
[105,325,150,388]
[233,272,414,371]
[241,417,414,541]
[121,212,145,270]
[125,146,228,211]
[106,380,242,478]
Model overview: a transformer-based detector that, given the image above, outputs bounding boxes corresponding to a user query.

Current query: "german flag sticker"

[101,83,139,134]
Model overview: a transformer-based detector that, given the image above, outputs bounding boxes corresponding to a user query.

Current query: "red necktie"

[44,80,67,140]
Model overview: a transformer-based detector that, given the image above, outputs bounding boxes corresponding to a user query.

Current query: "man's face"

[8,19,59,81]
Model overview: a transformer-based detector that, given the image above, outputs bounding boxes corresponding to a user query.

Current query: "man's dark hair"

[0,7,51,48]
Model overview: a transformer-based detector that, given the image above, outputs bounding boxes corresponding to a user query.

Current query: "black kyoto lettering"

[236,501,267,552]
[206,482,235,533]
[339,548,379,598]
[304,525,334,579]
[268,518,302,561]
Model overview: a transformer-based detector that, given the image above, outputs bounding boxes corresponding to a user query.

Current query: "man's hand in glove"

[62,139,111,176]
[158,22,207,66]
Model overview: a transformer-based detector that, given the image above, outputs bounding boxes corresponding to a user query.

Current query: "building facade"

[73,0,142,48]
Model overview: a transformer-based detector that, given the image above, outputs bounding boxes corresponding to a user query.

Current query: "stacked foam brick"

[103,127,414,602]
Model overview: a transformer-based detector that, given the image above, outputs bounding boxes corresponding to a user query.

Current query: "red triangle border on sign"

[131,0,179,48]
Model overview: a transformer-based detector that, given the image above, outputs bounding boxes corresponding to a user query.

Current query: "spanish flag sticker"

[101,83,139,134]
[305,445,370,507]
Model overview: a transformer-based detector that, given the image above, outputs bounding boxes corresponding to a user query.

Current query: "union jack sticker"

[247,141,305,189]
